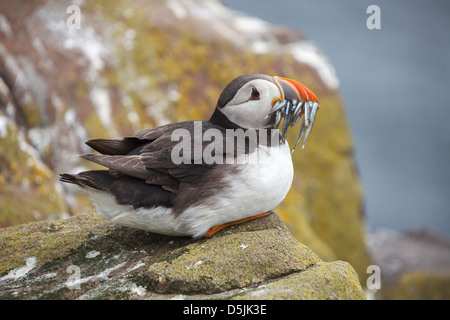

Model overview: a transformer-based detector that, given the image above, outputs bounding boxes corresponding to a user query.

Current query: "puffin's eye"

[250,87,260,100]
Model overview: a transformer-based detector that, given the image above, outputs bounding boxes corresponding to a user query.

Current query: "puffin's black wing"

[74,121,233,191]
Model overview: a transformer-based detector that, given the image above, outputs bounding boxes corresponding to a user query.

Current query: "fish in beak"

[269,76,320,152]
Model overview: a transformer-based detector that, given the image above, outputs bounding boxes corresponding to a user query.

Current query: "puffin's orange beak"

[279,77,319,104]
[270,76,320,151]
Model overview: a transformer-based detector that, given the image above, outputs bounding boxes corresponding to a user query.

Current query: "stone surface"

[0,213,366,300]
[0,0,370,280]
[233,261,365,300]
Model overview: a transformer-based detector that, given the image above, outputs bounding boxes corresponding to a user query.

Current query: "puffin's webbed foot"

[203,212,272,238]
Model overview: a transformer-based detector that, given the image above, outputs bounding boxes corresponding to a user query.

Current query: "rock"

[233,261,365,300]
[367,228,450,299]
[0,113,68,227]
[0,0,371,280]
[0,213,366,300]
[381,272,450,300]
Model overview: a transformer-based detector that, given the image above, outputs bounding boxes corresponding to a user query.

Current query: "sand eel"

[60,73,320,238]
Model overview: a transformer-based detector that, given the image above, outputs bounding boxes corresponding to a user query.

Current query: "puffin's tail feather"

[86,138,144,155]
[59,171,109,191]
[59,173,83,186]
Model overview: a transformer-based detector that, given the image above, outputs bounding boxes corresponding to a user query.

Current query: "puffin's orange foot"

[203,212,271,238]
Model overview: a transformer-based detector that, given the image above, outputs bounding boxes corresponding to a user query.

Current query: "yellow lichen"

[0,112,67,227]
[0,214,112,274]
[380,271,450,300]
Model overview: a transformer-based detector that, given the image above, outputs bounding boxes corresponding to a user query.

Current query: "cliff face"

[0,213,366,300]
[0,0,370,279]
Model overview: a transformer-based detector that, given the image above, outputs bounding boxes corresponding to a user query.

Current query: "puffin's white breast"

[226,142,294,214]
[179,142,294,237]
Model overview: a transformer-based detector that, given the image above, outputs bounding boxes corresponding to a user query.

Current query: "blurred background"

[225,0,450,236]
[0,0,449,299]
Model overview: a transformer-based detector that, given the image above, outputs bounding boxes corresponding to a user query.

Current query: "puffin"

[60,73,319,238]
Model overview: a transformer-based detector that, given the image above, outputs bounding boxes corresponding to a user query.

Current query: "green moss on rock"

[140,228,320,294]
[0,212,365,300]
[234,261,366,300]
[0,214,112,274]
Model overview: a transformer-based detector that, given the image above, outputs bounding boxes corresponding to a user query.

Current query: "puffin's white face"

[220,78,280,129]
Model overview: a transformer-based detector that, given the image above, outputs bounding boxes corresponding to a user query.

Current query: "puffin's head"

[210,73,320,150]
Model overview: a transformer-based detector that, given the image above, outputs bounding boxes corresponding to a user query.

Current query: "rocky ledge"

[0,212,365,300]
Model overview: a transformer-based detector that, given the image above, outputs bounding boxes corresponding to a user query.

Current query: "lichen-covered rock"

[368,228,450,300]
[139,228,320,295]
[380,272,450,300]
[0,112,68,227]
[0,213,366,300]
[234,261,365,300]
[0,0,371,280]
